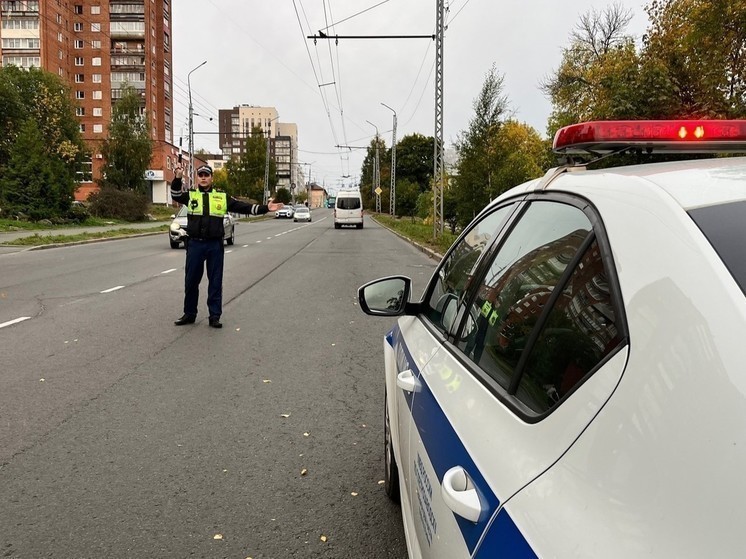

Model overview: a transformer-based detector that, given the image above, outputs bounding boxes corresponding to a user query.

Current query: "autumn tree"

[0,66,85,218]
[225,126,276,201]
[452,64,510,225]
[98,85,153,193]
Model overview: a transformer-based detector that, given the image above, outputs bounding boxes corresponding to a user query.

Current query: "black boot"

[174,314,196,326]
[208,316,222,329]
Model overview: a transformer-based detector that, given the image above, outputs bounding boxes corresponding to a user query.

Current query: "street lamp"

[381,103,397,216]
[366,120,381,213]
[263,114,280,204]
[300,161,315,207]
[187,60,207,187]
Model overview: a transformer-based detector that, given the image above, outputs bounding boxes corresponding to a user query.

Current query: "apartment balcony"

[109,22,145,39]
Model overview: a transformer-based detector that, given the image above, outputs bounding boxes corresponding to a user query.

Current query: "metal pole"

[433,0,445,237]
[263,115,280,204]
[187,60,207,188]
[381,103,397,216]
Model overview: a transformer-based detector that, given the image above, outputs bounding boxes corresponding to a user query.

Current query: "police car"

[358,120,746,558]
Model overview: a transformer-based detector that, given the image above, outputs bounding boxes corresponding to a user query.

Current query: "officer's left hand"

[267,200,283,212]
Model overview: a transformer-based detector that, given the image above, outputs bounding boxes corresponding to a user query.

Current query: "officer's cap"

[196,165,213,176]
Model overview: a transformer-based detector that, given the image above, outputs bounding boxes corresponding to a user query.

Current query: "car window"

[337,197,361,210]
[176,205,188,217]
[421,203,516,336]
[689,200,746,297]
[456,200,623,414]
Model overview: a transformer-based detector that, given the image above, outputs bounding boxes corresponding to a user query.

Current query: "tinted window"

[457,200,624,415]
[689,201,746,296]
[517,239,623,413]
[422,204,516,336]
[337,197,361,210]
[457,202,592,390]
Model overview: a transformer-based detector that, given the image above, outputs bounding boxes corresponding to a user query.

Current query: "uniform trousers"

[183,238,224,319]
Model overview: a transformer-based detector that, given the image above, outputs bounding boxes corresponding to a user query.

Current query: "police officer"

[171,164,282,328]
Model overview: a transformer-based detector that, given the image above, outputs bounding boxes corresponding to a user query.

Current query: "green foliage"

[396,133,435,192]
[0,66,86,219]
[394,178,420,218]
[87,186,149,222]
[98,85,153,193]
[274,187,291,204]
[212,167,231,195]
[226,126,276,200]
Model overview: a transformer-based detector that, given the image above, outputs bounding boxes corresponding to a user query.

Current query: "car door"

[408,197,628,558]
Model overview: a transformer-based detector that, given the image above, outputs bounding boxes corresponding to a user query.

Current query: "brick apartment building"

[218,105,300,198]
[0,0,179,203]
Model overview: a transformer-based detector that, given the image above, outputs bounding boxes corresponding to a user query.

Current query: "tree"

[225,126,275,201]
[644,0,746,117]
[394,178,420,218]
[395,133,434,192]
[0,66,85,218]
[491,121,552,195]
[360,135,387,211]
[452,64,510,226]
[98,85,153,193]
[274,187,291,204]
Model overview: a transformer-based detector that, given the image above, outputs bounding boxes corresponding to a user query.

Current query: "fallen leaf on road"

[39,378,45,382]
[300,468,308,476]
[351,492,358,496]
[320,535,328,543]
[263,379,272,383]
[378,480,385,485]
[280,413,290,418]
[303,432,310,437]
[236,328,241,332]
[213,534,223,540]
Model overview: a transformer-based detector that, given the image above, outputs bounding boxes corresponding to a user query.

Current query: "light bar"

[553,120,746,154]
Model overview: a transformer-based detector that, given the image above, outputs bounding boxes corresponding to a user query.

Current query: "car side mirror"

[358,276,412,316]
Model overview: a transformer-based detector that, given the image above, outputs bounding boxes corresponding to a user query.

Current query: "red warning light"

[553,120,746,153]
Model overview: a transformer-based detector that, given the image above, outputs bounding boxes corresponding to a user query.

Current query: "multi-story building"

[218,104,299,197]
[0,0,177,203]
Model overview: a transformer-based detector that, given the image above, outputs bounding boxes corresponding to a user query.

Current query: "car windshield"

[176,205,188,217]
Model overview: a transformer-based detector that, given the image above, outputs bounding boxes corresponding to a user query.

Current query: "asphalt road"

[0,209,438,558]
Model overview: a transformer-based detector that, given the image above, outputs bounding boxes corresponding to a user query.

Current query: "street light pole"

[187,60,207,188]
[263,115,280,205]
[381,103,397,216]
[366,120,381,213]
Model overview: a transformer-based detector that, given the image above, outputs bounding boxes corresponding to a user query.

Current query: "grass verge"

[372,214,458,256]
[4,226,168,246]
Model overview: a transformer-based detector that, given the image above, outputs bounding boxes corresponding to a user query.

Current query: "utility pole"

[263,115,280,205]
[381,103,397,216]
[187,60,207,188]
[433,0,445,237]
[366,120,381,213]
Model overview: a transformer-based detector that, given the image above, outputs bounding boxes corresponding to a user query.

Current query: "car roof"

[498,156,746,212]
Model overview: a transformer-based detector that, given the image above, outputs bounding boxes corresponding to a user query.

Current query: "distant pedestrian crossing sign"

[375,187,382,196]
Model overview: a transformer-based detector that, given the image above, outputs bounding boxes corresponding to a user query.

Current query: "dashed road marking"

[0,316,31,329]
[161,268,178,274]
[100,286,125,294]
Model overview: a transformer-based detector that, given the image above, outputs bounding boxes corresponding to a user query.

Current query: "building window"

[93,124,103,134]
[79,124,85,132]
[74,57,84,66]
[91,23,100,32]
[92,57,101,66]
[74,22,83,32]
[57,32,63,42]
[91,5,100,14]
[75,91,84,99]
[74,40,84,49]
[93,107,102,117]
[76,107,85,116]
[92,90,102,100]
[74,4,82,14]
[92,74,101,83]
[74,74,84,83]
[91,40,101,49]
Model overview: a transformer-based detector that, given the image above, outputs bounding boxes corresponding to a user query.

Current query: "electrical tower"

[433,0,445,237]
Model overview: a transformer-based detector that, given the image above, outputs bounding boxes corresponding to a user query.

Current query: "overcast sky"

[172,0,648,191]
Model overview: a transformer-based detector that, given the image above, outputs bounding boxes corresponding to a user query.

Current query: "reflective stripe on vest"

[187,190,227,217]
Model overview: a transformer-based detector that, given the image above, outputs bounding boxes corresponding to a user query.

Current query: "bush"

[88,187,149,221]
[65,203,90,223]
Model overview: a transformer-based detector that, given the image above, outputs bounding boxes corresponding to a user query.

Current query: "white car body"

[360,122,746,558]
[293,206,311,222]
[168,205,235,248]
[334,190,364,229]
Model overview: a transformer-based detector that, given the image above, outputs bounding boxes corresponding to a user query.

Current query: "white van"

[334,190,364,229]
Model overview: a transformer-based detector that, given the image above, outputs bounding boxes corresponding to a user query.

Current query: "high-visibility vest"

[187,190,227,217]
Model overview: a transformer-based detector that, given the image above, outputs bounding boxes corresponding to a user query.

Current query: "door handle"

[441,466,483,523]
[396,369,418,393]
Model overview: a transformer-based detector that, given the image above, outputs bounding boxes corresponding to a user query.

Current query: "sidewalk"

[0,221,169,244]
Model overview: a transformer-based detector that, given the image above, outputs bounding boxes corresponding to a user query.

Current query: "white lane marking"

[100,286,125,294]
[0,316,31,329]
[242,244,249,248]
[256,240,262,244]
[266,237,273,240]
[161,268,178,274]
[226,250,233,253]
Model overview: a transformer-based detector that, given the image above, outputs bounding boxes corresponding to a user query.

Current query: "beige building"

[218,104,299,197]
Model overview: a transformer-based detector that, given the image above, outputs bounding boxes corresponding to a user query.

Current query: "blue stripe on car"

[387,323,536,557]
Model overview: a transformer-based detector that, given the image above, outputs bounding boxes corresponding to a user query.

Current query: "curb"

[371,216,444,261]
[0,230,165,251]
